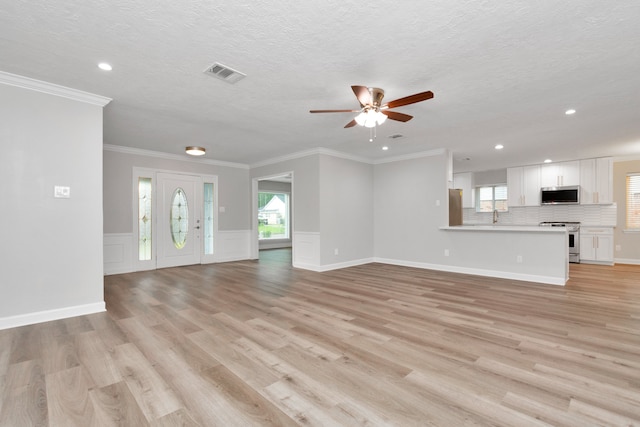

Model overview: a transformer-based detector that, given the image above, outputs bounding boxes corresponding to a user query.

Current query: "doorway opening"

[251,172,293,263]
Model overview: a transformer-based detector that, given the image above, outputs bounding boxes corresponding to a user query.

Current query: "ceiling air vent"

[204,63,246,84]
[388,134,404,139]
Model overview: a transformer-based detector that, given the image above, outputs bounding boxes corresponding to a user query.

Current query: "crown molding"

[105,143,448,170]
[0,71,112,107]
[250,147,373,168]
[372,148,447,165]
[103,144,250,169]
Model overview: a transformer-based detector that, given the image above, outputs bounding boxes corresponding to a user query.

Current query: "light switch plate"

[54,186,71,198]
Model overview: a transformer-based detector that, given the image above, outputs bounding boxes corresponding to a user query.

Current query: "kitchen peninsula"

[439,225,569,285]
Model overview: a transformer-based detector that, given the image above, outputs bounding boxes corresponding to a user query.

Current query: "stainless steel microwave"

[540,186,580,205]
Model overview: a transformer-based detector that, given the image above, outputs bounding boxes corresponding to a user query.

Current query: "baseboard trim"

[0,302,106,330]
[614,258,640,265]
[373,258,566,286]
[294,257,374,272]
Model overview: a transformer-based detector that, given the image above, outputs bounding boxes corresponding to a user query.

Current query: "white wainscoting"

[104,233,134,275]
[0,302,106,331]
[292,231,321,270]
[104,230,252,275]
[216,230,252,262]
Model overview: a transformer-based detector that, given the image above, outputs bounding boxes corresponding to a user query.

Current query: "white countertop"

[440,225,566,232]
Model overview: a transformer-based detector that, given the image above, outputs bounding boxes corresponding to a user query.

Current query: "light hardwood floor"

[1,250,640,426]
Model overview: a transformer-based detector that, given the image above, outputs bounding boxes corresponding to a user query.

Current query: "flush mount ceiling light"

[494,144,504,150]
[565,109,576,115]
[98,62,112,71]
[185,146,206,156]
[544,159,552,163]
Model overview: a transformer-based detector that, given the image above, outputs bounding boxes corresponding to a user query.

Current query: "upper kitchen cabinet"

[453,172,475,208]
[507,165,540,207]
[580,157,613,204]
[540,160,580,187]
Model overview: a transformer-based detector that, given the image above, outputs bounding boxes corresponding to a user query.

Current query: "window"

[627,173,640,229]
[476,185,508,212]
[203,182,214,254]
[258,192,290,240]
[138,177,152,260]
[169,188,189,249]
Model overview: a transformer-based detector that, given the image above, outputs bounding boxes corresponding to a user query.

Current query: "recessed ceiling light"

[494,144,504,150]
[185,146,206,156]
[544,159,552,163]
[382,146,389,151]
[98,62,112,71]
[565,109,576,115]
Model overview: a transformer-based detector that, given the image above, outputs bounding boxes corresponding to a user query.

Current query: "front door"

[157,173,202,268]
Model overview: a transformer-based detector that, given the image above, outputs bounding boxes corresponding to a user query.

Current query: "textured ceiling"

[1,1,639,171]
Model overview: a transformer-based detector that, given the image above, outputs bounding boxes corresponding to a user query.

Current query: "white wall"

[373,151,450,262]
[319,154,374,266]
[0,80,108,329]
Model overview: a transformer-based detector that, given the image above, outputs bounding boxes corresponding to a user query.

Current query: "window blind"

[627,173,640,229]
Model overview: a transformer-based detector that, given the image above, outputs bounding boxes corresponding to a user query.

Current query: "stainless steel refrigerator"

[449,188,463,226]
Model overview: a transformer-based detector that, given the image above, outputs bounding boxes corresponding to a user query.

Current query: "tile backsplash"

[463,203,617,226]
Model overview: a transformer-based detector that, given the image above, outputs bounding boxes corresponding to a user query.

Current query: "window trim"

[625,172,640,230]
[475,184,508,213]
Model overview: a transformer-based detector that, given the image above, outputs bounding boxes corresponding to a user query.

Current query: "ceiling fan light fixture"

[185,146,206,156]
[364,111,378,128]
[355,111,367,126]
[356,110,387,128]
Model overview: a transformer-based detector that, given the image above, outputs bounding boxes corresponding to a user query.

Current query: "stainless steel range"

[539,222,580,263]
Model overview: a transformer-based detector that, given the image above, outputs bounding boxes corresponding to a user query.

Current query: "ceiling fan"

[310,85,434,129]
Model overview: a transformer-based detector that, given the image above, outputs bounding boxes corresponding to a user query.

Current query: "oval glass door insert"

[170,188,189,249]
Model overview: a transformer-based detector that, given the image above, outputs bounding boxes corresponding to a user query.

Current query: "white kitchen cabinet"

[507,165,540,207]
[580,227,614,264]
[540,160,580,187]
[580,157,613,204]
[453,172,475,208]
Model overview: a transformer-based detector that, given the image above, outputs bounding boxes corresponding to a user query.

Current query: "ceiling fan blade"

[382,111,413,122]
[383,90,434,109]
[310,109,359,113]
[344,119,358,128]
[351,85,372,107]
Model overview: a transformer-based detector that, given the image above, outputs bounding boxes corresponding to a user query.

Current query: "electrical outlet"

[516,255,523,263]
[444,249,449,257]
[435,199,441,206]
[334,248,339,255]
[616,244,621,252]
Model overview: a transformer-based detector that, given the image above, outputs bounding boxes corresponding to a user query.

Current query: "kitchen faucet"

[493,209,499,224]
